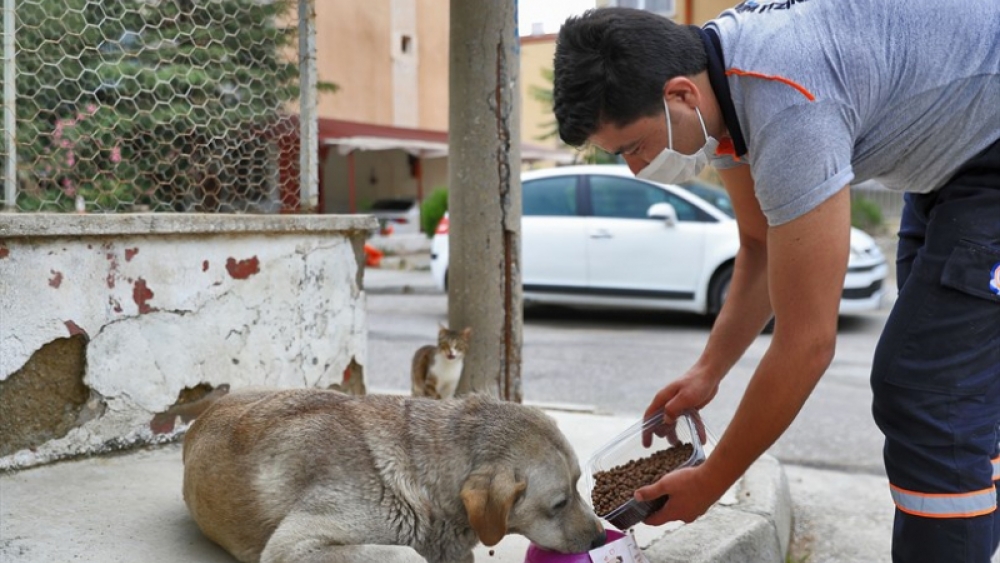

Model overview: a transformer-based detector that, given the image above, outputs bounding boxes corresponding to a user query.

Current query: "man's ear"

[664,75,701,108]
[460,464,527,546]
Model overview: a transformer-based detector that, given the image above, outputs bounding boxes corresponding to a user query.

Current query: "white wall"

[0,214,375,469]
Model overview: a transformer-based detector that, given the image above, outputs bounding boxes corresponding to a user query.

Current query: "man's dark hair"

[553,8,708,147]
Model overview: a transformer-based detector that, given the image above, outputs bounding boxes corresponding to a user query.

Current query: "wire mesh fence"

[1,0,314,213]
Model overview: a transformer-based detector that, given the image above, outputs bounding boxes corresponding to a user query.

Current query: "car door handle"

[589,229,613,239]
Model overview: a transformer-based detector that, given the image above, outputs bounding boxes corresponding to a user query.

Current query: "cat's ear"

[438,323,448,334]
[462,327,473,339]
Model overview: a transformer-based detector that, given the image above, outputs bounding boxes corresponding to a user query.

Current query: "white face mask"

[636,101,718,185]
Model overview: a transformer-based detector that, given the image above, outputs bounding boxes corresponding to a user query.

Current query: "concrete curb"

[644,454,791,563]
[364,282,442,295]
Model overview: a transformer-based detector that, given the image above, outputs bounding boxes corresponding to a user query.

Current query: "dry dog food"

[590,443,695,516]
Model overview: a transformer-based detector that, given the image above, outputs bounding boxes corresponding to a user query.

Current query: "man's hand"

[634,463,728,525]
[642,369,718,447]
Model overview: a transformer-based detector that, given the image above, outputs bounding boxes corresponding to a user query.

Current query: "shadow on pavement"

[524,304,713,330]
[525,304,884,336]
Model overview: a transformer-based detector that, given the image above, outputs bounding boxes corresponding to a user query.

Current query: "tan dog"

[182,388,606,563]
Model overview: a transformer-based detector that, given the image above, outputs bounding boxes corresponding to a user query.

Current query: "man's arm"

[697,166,775,376]
[639,184,852,524]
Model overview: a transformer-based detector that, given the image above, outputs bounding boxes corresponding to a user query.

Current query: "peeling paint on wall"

[64,321,88,338]
[0,336,92,457]
[48,270,63,288]
[225,256,260,279]
[0,227,369,469]
[132,278,156,314]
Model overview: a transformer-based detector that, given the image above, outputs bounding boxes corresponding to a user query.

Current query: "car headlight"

[850,243,884,261]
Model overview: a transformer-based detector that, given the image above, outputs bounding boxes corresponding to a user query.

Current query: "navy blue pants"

[871,138,1000,563]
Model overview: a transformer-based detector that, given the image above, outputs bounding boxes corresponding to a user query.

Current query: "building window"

[608,0,676,17]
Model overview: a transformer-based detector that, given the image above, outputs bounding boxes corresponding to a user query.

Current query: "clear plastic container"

[584,412,707,530]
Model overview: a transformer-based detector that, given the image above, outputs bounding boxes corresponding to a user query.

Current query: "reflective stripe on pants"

[890,484,997,519]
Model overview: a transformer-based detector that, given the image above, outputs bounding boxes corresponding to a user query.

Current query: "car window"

[681,182,735,218]
[523,177,577,217]
[588,175,707,221]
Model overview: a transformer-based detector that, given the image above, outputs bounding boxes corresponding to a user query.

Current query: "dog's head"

[460,405,606,553]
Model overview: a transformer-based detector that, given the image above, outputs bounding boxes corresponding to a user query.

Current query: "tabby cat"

[410,325,472,399]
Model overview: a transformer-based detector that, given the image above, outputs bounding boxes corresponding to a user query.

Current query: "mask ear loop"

[695,107,709,143]
[663,100,674,150]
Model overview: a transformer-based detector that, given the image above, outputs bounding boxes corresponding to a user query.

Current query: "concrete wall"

[0,213,376,469]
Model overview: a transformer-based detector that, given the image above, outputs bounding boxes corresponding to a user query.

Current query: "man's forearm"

[701,328,835,492]
[695,243,773,384]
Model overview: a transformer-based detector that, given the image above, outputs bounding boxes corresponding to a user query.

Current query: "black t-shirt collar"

[691,25,748,158]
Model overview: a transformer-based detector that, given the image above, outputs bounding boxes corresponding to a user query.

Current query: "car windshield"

[680,181,735,218]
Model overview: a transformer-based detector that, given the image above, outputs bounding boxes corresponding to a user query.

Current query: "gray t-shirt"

[706,0,1000,225]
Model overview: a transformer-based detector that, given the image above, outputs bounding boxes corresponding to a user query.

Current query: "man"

[553,2,1000,561]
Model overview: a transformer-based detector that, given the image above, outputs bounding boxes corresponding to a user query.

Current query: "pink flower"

[62,178,76,196]
[66,152,75,166]
[111,145,122,163]
[87,104,97,114]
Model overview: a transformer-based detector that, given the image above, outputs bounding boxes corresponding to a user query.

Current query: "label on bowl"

[588,532,649,563]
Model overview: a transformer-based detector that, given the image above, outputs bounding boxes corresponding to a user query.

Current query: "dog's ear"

[460,464,527,546]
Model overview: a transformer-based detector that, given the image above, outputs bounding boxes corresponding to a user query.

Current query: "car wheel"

[708,263,775,333]
[708,264,733,315]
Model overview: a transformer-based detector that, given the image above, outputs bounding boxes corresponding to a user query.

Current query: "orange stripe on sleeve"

[714,137,742,162]
[726,68,816,102]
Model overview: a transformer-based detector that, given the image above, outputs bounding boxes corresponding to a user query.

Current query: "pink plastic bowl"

[523,529,625,563]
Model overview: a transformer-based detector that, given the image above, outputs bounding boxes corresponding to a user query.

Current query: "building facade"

[313,1,738,218]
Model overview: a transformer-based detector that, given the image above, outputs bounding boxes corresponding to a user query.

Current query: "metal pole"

[3,0,16,211]
[298,0,318,212]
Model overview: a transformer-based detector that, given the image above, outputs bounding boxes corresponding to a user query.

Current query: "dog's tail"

[150,383,231,436]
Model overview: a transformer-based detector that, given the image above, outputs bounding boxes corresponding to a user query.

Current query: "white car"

[430,165,887,316]
[367,198,421,236]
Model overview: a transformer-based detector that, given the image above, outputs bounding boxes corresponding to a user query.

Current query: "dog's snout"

[589,528,608,550]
